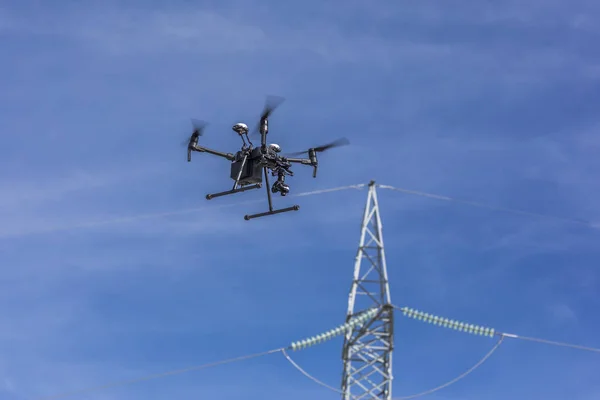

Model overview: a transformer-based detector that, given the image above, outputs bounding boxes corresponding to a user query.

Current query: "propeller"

[286,137,350,156]
[260,95,285,120]
[185,119,208,162]
[251,95,285,137]
[181,119,208,145]
[285,137,349,178]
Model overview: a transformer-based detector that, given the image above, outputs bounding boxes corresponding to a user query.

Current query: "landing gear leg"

[243,167,299,220]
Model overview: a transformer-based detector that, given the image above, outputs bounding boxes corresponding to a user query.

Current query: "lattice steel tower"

[341,181,394,400]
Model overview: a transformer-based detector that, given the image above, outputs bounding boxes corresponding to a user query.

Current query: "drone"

[185,96,349,220]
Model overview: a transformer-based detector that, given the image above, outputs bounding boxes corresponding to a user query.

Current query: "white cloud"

[0,6,267,55]
[1,2,600,399]
[0,161,171,208]
[549,303,578,325]
[1,2,585,73]
[340,0,600,28]
[80,9,268,55]
[0,160,179,239]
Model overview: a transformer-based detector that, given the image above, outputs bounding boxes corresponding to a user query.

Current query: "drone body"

[185,97,349,220]
[229,145,264,187]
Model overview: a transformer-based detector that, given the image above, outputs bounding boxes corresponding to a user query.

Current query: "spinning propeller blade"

[286,137,350,156]
[251,95,285,136]
[181,119,208,146]
[191,118,208,132]
[261,95,285,120]
[184,119,208,162]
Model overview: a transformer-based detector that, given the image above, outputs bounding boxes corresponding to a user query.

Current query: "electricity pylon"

[341,180,394,400]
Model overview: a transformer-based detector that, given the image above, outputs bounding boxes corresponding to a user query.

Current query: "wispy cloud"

[549,303,579,325]
[0,163,166,208]
[1,1,599,399]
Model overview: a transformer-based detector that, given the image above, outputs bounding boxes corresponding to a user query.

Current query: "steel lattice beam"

[341,181,394,400]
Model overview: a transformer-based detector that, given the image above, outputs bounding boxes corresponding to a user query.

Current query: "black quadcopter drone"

[185,96,349,220]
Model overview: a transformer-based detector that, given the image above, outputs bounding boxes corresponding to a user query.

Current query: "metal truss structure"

[341,181,394,400]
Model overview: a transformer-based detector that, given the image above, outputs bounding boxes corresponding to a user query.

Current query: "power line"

[32,304,600,400]
[16,181,600,400]
[36,308,377,400]
[501,332,600,354]
[378,184,598,229]
[3,183,366,238]
[394,305,600,354]
[286,303,600,399]
[8,181,596,239]
[282,348,343,394]
[36,348,284,400]
[283,335,505,400]
[393,335,504,400]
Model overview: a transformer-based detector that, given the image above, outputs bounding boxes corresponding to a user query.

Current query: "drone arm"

[286,156,318,178]
[191,144,235,161]
[285,157,312,165]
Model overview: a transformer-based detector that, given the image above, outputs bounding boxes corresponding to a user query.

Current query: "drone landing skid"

[243,166,300,221]
[205,183,261,200]
[244,205,300,221]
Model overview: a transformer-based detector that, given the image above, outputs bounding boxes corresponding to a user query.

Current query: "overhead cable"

[378,184,596,229]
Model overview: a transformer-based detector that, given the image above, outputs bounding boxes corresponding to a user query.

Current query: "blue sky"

[1,0,599,399]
